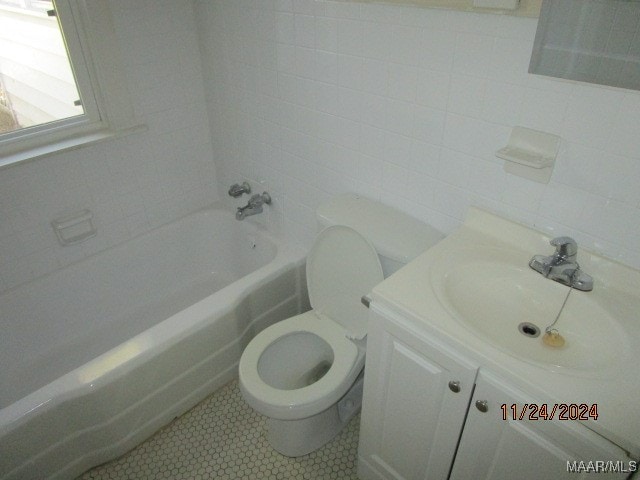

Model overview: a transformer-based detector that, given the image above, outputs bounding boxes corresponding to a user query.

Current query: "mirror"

[529,0,640,91]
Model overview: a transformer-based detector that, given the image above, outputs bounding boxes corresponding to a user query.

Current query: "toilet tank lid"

[316,193,444,264]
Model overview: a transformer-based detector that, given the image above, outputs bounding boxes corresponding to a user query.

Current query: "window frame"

[0,0,143,168]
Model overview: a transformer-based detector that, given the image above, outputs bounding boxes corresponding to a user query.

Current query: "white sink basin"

[430,247,632,374]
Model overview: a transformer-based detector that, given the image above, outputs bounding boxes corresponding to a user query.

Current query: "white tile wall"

[196,0,640,269]
[3,0,640,296]
[0,0,218,294]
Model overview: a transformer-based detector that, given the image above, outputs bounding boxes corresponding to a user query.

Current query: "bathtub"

[0,204,307,480]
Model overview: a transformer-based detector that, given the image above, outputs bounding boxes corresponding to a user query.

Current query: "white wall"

[0,0,218,294]
[195,0,640,270]
[2,0,639,296]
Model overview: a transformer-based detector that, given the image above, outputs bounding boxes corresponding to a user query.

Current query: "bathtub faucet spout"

[236,192,271,220]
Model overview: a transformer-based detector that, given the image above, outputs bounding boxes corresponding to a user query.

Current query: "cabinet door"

[358,306,478,480]
[450,371,631,480]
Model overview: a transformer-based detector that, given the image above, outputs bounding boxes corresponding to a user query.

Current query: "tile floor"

[79,379,360,479]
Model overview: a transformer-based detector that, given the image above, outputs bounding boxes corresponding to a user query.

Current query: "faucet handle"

[550,236,577,258]
[228,182,251,198]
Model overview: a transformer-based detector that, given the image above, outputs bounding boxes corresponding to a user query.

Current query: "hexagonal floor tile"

[78,379,360,479]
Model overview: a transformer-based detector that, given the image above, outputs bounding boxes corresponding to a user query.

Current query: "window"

[0,1,89,135]
[0,0,142,167]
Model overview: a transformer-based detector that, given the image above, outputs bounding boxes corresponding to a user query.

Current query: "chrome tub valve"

[228,182,251,198]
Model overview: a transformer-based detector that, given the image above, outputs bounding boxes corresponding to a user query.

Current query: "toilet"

[238,194,443,457]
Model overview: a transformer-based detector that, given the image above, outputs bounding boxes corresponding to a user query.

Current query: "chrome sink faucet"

[529,236,593,291]
[236,192,271,220]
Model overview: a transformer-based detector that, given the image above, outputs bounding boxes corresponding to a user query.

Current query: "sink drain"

[518,322,540,338]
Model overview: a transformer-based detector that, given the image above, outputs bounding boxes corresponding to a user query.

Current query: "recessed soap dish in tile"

[497,126,560,184]
[52,209,97,246]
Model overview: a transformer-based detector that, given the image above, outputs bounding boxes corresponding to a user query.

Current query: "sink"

[372,206,640,457]
[430,247,631,374]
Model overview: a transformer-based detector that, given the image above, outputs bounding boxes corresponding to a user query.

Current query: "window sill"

[0,123,147,170]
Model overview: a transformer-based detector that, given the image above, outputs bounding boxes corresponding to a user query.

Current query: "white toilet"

[238,194,443,457]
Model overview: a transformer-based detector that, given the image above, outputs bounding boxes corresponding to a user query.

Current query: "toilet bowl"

[239,225,383,456]
[239,193,444,457]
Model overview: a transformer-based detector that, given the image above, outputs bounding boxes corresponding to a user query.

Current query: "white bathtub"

[0,204,307,480]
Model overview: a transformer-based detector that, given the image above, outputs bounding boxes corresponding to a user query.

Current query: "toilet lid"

[306,225,383,339]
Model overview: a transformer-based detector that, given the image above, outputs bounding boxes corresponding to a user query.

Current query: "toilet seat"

[239,312,362,420]
[306,225,383,339]
[239,225,383,421]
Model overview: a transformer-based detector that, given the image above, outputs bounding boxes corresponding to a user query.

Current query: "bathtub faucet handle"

[228,182,251,198]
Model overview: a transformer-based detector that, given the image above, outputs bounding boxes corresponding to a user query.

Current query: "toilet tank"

[316,193,444,277]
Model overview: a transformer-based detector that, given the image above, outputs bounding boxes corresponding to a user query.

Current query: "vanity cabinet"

[358,306,477,480]
[358,304,631,480]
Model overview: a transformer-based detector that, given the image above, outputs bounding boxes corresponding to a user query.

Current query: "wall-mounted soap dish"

[497,126,560,184]
[52,209,97,246]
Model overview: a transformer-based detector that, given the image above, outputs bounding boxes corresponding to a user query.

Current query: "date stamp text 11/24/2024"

[501,403,598,421]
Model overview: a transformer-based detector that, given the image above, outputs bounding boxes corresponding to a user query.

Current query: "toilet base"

[266,373,364,457]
